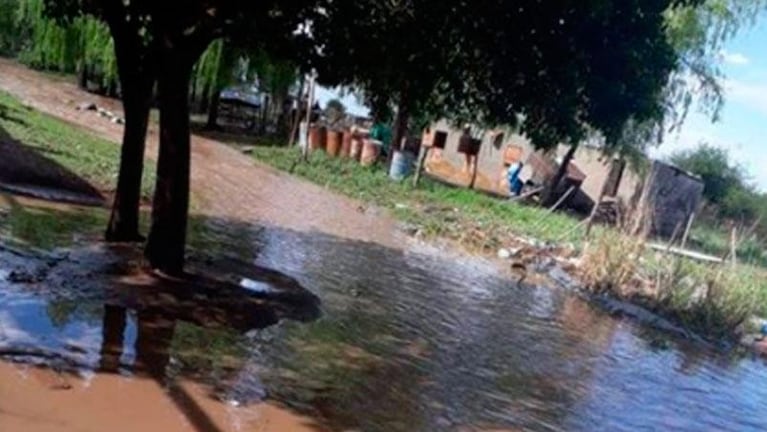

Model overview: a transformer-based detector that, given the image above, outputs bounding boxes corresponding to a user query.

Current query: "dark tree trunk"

[391,89,410,153]
[260,95,270,135]
[542,144,578,206]
[135,310,176,378]
[105,32,156,243]
[189,62,199,108]
[205,90,221,130]
[107,79,119,98]
[105,76,153,242]
[145,60,193,275]
[199,82,211,113]
[77,62,89,90]
[99,305,127,372]
[387,87,410,167]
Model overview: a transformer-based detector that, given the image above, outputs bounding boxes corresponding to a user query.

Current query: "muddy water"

[3,212,767,431]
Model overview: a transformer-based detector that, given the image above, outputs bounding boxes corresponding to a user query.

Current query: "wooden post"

[681,211,696,249]
[413,145,428,187]
[542,144,577,206]
[585,156,627,237]
[731,226,738,267]
[547,186,576,214]
[585,176,610,237]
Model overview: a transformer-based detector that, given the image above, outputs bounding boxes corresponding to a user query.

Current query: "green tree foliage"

[28,0,764,273]
[669,146,767,263]
[40,0,317,273]
[9,0,117,88]
[311,0,714,154]
[670,143,746,204]
[191,40,298,129]
[0,0,22,55]
[324,98,346,127]
[665,0,767,126]
[669,143,767,228]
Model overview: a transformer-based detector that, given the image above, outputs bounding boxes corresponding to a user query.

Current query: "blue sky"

[651,20,767,191]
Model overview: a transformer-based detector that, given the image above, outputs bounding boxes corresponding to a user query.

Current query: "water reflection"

[0,244,320,381]
[3,218,767,431]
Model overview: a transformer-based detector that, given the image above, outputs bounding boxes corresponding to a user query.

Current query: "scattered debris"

[399,223,420,236]
[75,102,97,111]
[74,103,127,125]
[240,146,256,154]
[497,247,521,260]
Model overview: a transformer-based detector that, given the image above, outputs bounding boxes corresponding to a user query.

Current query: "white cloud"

[726,79,767,117]
[721,50,751,66]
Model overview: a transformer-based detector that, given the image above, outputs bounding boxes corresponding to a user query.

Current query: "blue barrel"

[389,150,415,181]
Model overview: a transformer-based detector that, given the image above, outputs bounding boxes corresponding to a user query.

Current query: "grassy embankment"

[251,146,587,251]
[0,90,240,256]
[0,90,155,198]
[581,231,767,340]
[0,90,155,248]
[252,146,767,341]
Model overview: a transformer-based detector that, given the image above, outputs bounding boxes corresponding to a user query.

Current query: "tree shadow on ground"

[0,239,324,432]
[0,109,104,207]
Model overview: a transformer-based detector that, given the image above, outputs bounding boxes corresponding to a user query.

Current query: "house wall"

[429,120,643,208]
[552,145,644,205]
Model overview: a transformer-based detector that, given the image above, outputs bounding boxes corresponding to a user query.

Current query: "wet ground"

[3,59,767,431]
[3,197,767,431]
[0,58,402,248]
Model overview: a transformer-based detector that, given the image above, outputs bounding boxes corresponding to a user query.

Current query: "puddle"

[2,196,767,431]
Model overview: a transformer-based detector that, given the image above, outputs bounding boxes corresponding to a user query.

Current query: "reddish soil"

[0,58,404,432]
[0,58,403,249]
[0,362,327,432]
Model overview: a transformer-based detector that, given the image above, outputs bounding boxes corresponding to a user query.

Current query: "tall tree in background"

[192,40,238,130]
[670,144,746,205]
[14,0,117,91]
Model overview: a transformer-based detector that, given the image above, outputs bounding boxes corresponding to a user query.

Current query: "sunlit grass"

[252,146,587,251]
[0,90,155,198]
[582,230,767,340]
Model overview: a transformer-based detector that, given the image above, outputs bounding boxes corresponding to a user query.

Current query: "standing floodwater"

[2,219,767,431]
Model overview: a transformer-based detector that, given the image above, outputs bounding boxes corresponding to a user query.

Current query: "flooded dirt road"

[3,197,767,431]
[3,60,767,431]
[0,58,402,248]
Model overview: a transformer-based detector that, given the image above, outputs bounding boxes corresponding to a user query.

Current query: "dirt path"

[0,58,403,248]
[0,362,327,432]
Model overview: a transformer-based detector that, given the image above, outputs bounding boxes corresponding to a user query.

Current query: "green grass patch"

[0,194,109,249]
[0,90,155,198]
[252,146,586,251]
[689,224,766,267]
[582,230,767,340]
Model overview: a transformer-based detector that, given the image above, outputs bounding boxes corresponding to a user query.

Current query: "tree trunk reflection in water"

[99,305,176,378]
